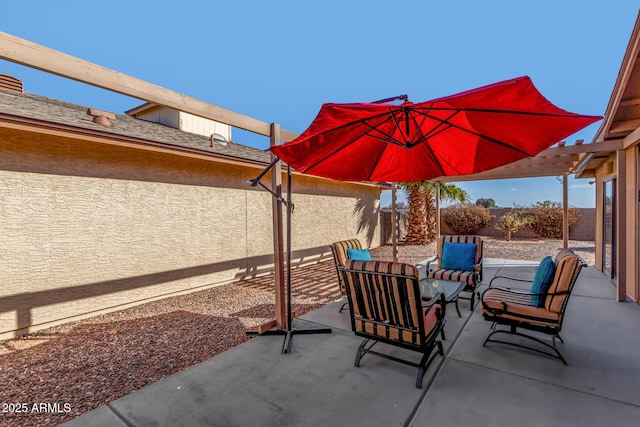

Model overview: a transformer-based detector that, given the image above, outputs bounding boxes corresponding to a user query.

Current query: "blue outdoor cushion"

[530,256,556,307]
[441,242,476,272]
[347,248,372,261]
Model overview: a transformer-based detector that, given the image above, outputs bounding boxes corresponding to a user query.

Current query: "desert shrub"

[527,202,579,238]
[441,204,491,235]
[495,207,530,241]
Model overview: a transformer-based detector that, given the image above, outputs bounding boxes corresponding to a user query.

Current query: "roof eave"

[0,113,389,189]
[593,10,640,144]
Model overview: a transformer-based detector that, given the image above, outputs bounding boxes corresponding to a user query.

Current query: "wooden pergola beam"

[0,31,299,142]
[540,139,623,156]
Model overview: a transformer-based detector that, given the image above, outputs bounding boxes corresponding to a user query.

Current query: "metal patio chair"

[425,235,484,311]
[331,239,364,312]
[340,260,445,388]
[480,249,585,364]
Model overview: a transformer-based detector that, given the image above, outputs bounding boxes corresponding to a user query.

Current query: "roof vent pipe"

[210,133,228,147]
[87,108,116,127]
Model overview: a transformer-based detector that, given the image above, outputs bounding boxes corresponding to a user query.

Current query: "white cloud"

[570,184,593,189]
[509,188,518,191]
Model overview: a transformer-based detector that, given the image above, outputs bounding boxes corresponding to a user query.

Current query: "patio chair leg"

[339,301,348,313]
[454,299,461,318]
[483,329,567,365]
[354,339,375,367]
[415,340,444,389]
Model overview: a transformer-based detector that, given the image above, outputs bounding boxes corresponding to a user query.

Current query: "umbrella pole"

[280,165,332,354]
[391,183,397,262]
[245,154,331,354]
[435,182,441,242]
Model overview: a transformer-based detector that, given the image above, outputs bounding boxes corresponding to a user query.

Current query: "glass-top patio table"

[419,278,466,318]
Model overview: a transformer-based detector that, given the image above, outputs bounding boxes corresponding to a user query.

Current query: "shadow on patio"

[65,259,640,427]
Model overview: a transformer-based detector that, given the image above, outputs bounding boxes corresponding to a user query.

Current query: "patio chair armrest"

[422,291,444,308]
[487,286,532,295]
[423,292,445,319]
[424,255,438,271]
[489,274,533,288]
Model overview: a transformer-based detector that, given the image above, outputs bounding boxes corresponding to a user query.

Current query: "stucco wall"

[0,130,380,338]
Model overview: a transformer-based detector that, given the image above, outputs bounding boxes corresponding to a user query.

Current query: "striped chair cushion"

[332,239,363,268]
[355,302,438,345]
[344,260,435,347]
[332,239,363,293]
[482,288,560,327]
[544,250,582,313]
[428,268,476,287]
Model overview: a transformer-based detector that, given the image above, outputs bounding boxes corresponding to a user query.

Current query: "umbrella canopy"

[270,76,602,182]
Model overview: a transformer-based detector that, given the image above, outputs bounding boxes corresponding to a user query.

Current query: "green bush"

[441,204,491,235]
[527,202,579,238]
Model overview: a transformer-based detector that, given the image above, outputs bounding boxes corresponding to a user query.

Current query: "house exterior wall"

[593,145,639,302]
[178,111,232,141]
[0,130,380,339]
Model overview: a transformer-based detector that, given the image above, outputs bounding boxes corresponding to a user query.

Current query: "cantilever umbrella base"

[246,160,332,354]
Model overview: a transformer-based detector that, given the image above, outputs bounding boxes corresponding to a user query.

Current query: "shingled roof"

[0,88,272,165]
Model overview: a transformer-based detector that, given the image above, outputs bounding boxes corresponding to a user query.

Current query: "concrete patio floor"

[64,259,640,427]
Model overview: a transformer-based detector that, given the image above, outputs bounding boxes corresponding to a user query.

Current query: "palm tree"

[400,181,470,245]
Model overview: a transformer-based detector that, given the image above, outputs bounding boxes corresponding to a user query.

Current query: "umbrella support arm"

[372,94,408,104]
[245,157,289,208]
[246,162,331,354]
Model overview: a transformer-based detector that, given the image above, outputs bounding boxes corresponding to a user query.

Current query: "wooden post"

[270,124,286,329]
[391,183,397,262]
[616,149,627,302]
[563,174,569,250]
[0,32,301,141]
[435,182,441,242]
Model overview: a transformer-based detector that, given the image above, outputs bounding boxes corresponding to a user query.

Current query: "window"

[603,178,615,279]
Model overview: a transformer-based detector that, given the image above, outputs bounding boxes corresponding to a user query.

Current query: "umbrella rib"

[365,140,392,182]
[411,106,596,119]
[405,109,459,148]
[386,107,410,145]
[444,121,534,156]
[419,136,448,177]
[413,108,534,156]
[361,116,408,147]
[298,114,400,172]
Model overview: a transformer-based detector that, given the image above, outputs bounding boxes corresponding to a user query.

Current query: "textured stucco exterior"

[0,130,380,339]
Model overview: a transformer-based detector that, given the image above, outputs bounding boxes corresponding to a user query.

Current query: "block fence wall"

[0,130,381,339]
[381,207,595,243]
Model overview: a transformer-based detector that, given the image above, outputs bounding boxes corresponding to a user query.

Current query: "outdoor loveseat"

[340,260,445,388]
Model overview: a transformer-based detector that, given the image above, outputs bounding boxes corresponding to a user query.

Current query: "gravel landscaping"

[0,238,594,426]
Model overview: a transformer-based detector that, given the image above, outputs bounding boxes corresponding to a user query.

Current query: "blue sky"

[1,1,638,208]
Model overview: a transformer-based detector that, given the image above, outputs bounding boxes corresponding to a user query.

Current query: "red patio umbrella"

[270,76,602,182]
[251,76,601,354]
